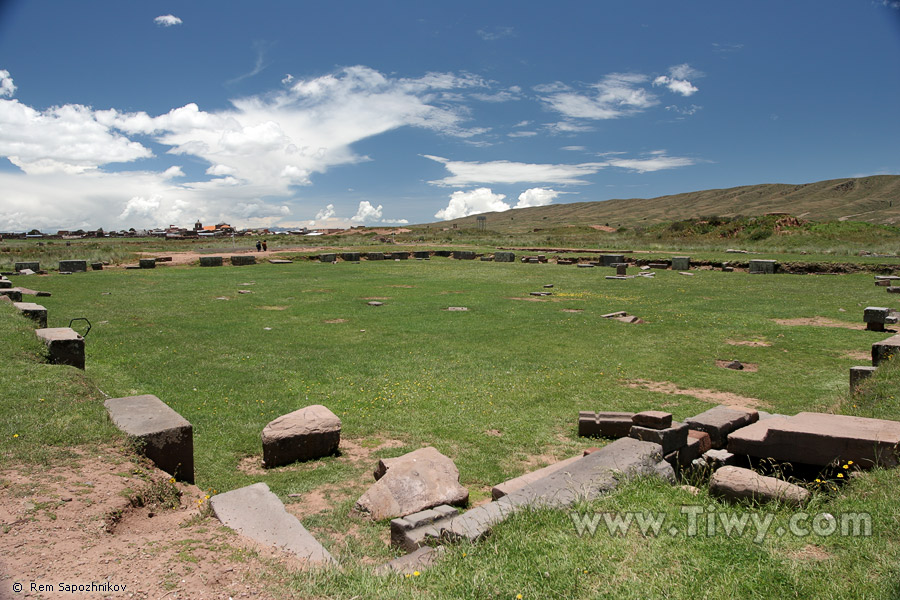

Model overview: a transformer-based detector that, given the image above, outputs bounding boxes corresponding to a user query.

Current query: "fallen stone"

[703,448,738,467]
[413,251,430,260]
[139,258,156,269]
[91,262,103,271]
[684,405,759,449]
[231,255,256,266]
[494,251,516,263]
[105,394,194,483]
[709,466,809,506]
[390,505,459,551]
[614,315,643,324]
[600,311,628,318]
[392,251,410,260]
[678,272,694,276]
[58,260,87,273]
[375,546,443,576]
[616,264,627,276]
[357,447,468,520]
[727,412,900,468]
[648,262,668,269]
[199,256,223,267]
[875,275,900,281]
[875,280,891,287]
[576,263,595,268]
[671,256,690,270]
[491,454,583,500]
[605,276,629,280]
[35,327,84,369]
[13,302,47,327]
[665,435,704,469]
[210,483,335,565]
[446,307,468,311]
[850,366,878,393]
[368,301,384,307]
[723,266,734,272]
[268,259,293,264]
[261,404,341,467]
[749,259,777,274]
[442,437,667,542]
[872,334,900,366]
[578,411,635,438]
[632,411,673,430]
[687,430,712,454]
[629,422,689,454]
[543,284,554,288]
[529,291,551,296]
[723,360,744,370]
[887,286,900,294]
[0,279,10,289]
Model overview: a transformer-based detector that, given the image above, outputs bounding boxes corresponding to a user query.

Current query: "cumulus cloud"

[435,188,510,220]
[314,204,335,220]
[515,187,561,208]
[539,73,657,120]
[351,200,383,223]
[0,70,15,97]
[154,15,183,27]
[424,155,605,186]
[653,64,701,96]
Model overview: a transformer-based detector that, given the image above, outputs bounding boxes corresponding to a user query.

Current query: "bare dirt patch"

[715,359,759,372]
[387,285,416,289]
[590,225,617,232]
[844,350,872,361]
[361,297,391,300]
[258,305,288,311]
[773,317,865,330]
[324,318,349,324]
[725,339,772,347]
[0,446,286,600]
[561,309,584,313]
[624,379,770,409]
[485,429,502,437]
[788,544,833,562]
[439,290,467,295]
[507,296,548,302]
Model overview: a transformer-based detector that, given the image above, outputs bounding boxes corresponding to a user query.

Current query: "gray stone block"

[872,334,900,366]
[684,406,759,449]
[887,286,900,294]
[601,254,625,267]
[199,256,223,267]
[210,483,335,565]
[35,327,84,369]
[703,448,738,466]
[0,279,10,289]
[341,252,361,262]
[749,259,777,274]
[91,262,103,270]
[671,256,690,270]
[413,251,430,260]
[648,262,668,269]
[13,302,47,328]
[58,260,87,273]
[850,366,878,393]
[230,255,256,266]
[319,253,337,263]
[0,288,23,302]
[578,411,635,438]
[104,394,194,482]
[390,505,459,551]
[367,252,384,261]
[15,262,39,272]
[453,250,476,260]
[494,251,516,263]
[491,455,583,500]
[139,258,156,269]
[268,259,293,264]
[629,422,689,454]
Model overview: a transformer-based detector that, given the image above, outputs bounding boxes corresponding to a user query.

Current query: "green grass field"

[2,255,900,599]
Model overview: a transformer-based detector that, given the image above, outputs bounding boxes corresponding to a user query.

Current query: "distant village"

[0,221,356,240]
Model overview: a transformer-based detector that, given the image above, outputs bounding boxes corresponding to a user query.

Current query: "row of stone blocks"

[316,251,520,262]
[848,331,900,393]
[198,256,258,266]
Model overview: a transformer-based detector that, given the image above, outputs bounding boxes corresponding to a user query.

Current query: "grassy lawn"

[2,256,899,598]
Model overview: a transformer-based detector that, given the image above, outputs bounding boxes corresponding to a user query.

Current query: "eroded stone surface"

[261,405,341,467]
[710,466,809,506]
[685,405,759,449]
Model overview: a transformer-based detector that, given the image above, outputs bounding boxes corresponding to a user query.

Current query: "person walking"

[262,240,268,252]
[256,240,262,252]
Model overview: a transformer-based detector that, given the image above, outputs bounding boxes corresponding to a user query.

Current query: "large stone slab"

[671,256,690,270]
[872,334,900,366]
[199,256,223,267]
[727,412,900,468]
[341,252,361,262]
[710,466,809,506]
[684,405,759,449]
[356,447,468,520]
[491,454,583,500]
[104,394,194,483]
[319,253,337,263]
[494,251,516,263]
[139,258,156,269]
[453,250,476,260]
[441,437,667,542]
[261,405,341,467]
[15,261,40,272]
[58,260,87,273]
[13,302,47,327]
[390,505,459,551]
[210,483,335,565]
[601,254,625,267]
[630,422,689,454]
[231,255,256,266]
[35,327,84,369]
[578,411,635,438]
[367,252,385,261]
[749,259,777,274]
[0,288,23,302]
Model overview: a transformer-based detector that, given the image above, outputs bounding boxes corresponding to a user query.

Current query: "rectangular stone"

[491,454,583,500]
[230,255,256,266]
[578,411,635,438]
[601,254,625,267]
[13,302,47,328]
[629,422,689,454]
[887,286,900,294]
[91,262,103,270]
[727,412,900,468]
[864,307,891,323]
[139,258,156,269]
[367,252,384,261]
[413,251,430,260]
[199,256,223,267]
[341,252,361,262]
[671,256,690,270]
[390,505,459,551]
[749,259,777,274]
[392,251,410,260]
[666,435,704,469]
[15,262,40,272]
[632,411,673,430]
[850,366,878,393]
[319,253,337,262]
[35,327,84,369]
[872,334,900,366]
[105,394,194,482]
[688,430,712,454]
[875,280,891,287]
[268,259,293,264]
[453,250,476,260]
[0,279,10,289]
[648,262,668,269]
[58,260,87,273]
[494,251,516,262]
[684,405,759,449]
[0,288,23,302]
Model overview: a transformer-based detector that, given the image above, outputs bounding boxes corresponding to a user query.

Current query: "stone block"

[58,260,87,273]
[230,255,256,266]
[491,455,583,500]
[15,262,39,272]
[684,405,759,449]
[864,307,891,332]
[850,366,878,393]
[687,430,712,454]
[665,435,704,470]
[710,466,809,506]
[392,251,410,260]
[576,263,595,268]
[210,483,335,565]
[494,251,516,263]
[262,405,341,467]
[0,279,10,289]
[139,258,156,269]
[887,286,900,294]
[35,327,84,369]
[453,250,476,260]
[632,411,673,430]
[13,302,47,327]
[367,252,384,261]
[616,264,627,276]
[319,253,337,263]
[601,254,625,267]
[578,411,635,438]
[629,422,689,454]
[375,546,444,576]
[341,252,361,262]
[91,262,103,270]
[434,250,452,257]
[413,251,430,260]
[703,448,738,466]
[0,288,23,302]
[390,505,459,551]
[104,394,194,482]
[872,334,900,366]
[749,259,777,274]
[199,256,223,267]
[875,280,891,287]
[727,412,900,468]
[671,256,690,270]
[268,259,293,264]
[648,262,668,269]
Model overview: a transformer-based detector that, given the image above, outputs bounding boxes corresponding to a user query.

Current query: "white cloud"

[0,70,15,97]
[435,188,510,220]
[515,187,561,208]
[315,204,335,220]
[561,145,586,151]
[163,166,185,179]
[472,86,522,103]
[282,74,294,85]
[507,131,537,138]
[539,73,657,120]
[545,121,595,134]
[424,155,606,186]
[653,64,701,96]
[154,15,183,27]
[607,152,695,173]
[477,26,515,41]
[351,200,383,223]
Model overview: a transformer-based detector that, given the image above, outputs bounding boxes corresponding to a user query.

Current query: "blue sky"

[0,1,898,232]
